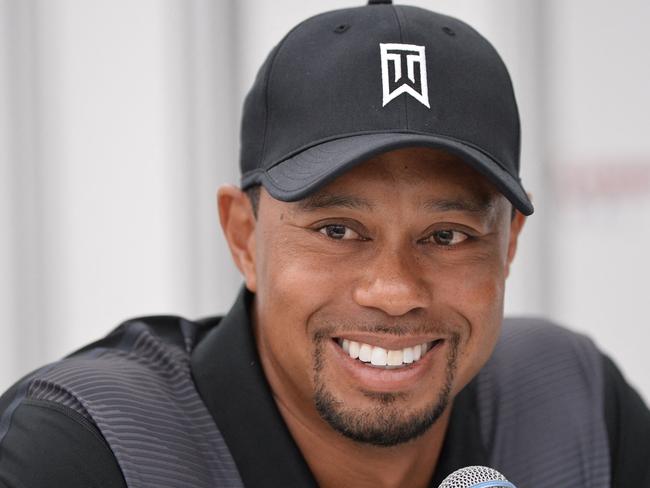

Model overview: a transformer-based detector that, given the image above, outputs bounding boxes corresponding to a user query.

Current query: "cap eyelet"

[334,24,350,34]
[442,26,456,36]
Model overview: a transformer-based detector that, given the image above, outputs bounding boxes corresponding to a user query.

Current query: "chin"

[313,380,452,447]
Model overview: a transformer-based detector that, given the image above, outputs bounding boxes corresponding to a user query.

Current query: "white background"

[1,0,649,402]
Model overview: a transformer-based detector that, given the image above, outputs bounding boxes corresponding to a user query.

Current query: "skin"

[218,147,526,488]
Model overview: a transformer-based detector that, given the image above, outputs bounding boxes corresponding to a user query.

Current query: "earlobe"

[217,185,257,292]
[505,209,526,278]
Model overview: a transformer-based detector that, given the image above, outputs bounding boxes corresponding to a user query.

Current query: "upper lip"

[333,333,443,350]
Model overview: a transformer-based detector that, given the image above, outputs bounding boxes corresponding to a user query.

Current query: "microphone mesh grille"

[438,465,511,488]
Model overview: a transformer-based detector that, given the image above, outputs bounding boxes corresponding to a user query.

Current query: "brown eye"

[431,230,468,246]
[319,224,360,240]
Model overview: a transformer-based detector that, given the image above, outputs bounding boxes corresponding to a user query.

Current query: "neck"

[275,393,452,488]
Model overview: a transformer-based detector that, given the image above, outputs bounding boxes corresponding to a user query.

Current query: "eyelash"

[318,224,366,241]
[316,224,470,247]
[421,229,470,247]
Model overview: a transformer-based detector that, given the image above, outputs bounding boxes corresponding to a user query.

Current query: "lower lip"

[328,339,444,392]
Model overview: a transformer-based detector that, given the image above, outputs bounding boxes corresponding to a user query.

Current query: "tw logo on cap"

[380,43,430,108]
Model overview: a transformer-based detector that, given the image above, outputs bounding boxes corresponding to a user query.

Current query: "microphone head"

[438,466,517,488]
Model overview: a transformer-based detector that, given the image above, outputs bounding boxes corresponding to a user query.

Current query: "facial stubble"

[313,333,460,447]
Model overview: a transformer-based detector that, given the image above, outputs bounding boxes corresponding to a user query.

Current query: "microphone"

[438,466,517,488]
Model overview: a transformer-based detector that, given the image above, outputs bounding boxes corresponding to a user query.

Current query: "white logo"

[380,43,430,108]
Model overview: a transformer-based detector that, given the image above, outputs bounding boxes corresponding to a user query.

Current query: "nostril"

[334,24,350,34]
[352,282,427,317]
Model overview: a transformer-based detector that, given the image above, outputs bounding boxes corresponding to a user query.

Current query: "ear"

[217,185,257,292]
[505,208,526,279]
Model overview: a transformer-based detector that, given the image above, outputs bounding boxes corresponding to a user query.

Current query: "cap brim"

[250,133,534,215]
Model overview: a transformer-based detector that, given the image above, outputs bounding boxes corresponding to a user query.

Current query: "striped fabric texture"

[478,318,611,488]
[28,319,244,488]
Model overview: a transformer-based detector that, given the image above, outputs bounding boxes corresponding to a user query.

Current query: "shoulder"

[481,317,606,401]
[601,354,650,485]
[499,316,599,359]
[475,317,612,487]
[0,313,221,488]
[481,315,606,391]
[491,317,607,392]
[16,315,202,412]
[11,313,224,432]
[482,316,610,411]
[0,376,126,487]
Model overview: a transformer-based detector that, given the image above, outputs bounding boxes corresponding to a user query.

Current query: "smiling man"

[232,149,516,446]
[1,1,649,488]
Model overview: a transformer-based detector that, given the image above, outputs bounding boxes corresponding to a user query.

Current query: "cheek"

[447,267,504,361]
[255,233,350,317]
[459,276,504,392]
[433,254,506,309]
[439,262,505,391]
[252,236,345,396]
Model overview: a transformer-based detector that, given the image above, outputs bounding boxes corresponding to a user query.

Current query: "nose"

[352,247,429,317]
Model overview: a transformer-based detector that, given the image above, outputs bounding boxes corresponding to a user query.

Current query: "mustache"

[313,322,455,340]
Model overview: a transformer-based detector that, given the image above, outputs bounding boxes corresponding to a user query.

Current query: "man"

[1,1,649,487]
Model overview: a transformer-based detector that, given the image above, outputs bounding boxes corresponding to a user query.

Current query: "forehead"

[294,147,500,211]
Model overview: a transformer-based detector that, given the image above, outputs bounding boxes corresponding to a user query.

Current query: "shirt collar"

[191,287,487,487]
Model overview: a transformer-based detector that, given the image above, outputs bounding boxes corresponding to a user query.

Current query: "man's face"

[242,147,523,446]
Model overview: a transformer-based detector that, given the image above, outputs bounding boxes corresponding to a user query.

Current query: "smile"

[335,338,441,370]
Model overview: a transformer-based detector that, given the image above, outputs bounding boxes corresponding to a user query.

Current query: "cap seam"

[258,46,278,170]
[443,18,522,171]
[390,6,410,130]
[259,10,350,167]
[259,42,293,168]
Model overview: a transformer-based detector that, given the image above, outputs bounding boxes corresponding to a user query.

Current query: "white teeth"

[402,347,414,364]
[413,344,422,361]
[349,341,360,359]
[370,347,387,366]
[338,338,436,367]
[358,344,372,362]
[387,349,403,366]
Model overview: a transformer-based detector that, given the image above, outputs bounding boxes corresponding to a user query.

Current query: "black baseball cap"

[239,0,534,215]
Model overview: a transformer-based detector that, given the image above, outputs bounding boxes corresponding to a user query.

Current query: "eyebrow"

[296,192,495,216]
[422,197,495,215]
[296,193,375,212]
